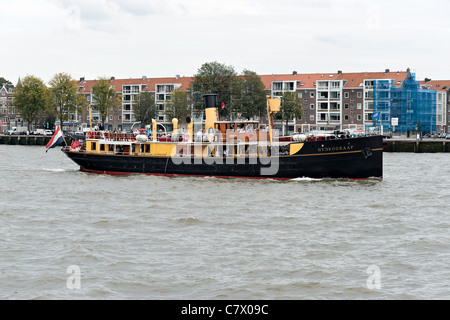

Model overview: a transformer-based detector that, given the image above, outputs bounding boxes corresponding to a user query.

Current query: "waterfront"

[0,145,449,299]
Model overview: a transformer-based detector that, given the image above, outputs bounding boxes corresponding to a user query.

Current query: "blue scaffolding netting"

[372,73,436,133]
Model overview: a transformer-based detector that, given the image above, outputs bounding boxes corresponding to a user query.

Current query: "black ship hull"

[63,136,383,180]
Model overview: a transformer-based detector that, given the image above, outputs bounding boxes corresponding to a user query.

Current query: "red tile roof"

[77,71,410,93]
[78,77,194,93]
[420,80,450,92]
[336,71,408,88]
[259,73,338,89]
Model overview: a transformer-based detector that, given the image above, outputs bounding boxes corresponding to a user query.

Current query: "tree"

[279,91,303,135]
[237,69,267,120]
[192,61,239,118]
[165,90,191,123]
[13,75,50,131]
[0,77,13,88]
[133,91,156,125]
[48,72,87,127]
[91,77,122,128]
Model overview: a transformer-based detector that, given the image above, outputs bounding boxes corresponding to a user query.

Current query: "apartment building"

[0,84,23,131]
[75,76,193,132]
[72,69,445,135]
[420,80,450,133]
[261,70,409,133]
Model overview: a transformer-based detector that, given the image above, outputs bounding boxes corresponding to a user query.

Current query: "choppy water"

[0,145,449,300]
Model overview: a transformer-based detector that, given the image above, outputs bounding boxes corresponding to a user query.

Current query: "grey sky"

[1,0,449,84]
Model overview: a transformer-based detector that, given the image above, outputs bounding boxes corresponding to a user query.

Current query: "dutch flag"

[45,126,64,152]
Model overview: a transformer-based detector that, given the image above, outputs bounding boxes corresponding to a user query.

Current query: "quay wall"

[0,135,57,146]
[383,139,450,153]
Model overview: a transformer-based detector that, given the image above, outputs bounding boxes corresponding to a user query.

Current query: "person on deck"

[208,126,214,142]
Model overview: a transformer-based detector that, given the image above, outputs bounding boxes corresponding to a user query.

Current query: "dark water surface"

[0,145,449,299]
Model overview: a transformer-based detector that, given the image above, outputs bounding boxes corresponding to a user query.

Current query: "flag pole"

[60,124,69,147]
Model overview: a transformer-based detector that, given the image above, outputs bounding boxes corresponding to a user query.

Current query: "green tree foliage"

[279,91,303,134]
[13,75,50,131]
[165,90,191,123]
[133,91,156,124]
[48,72,87,125]
[0,77,13,88]
[236,69,267,120]
[192,61,239,117]
[91,77,122,127]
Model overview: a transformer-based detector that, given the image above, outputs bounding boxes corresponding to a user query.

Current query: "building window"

[344,92,349,99]
[319,92,329,99]
[272,82,282,91]
[109,115,113,121]
[344,115,349,121]
[357,103,362,109]
[310,104,314,110]
[284,82,294,91]
[310,115,314,121]
[330,113,340,121]
[310,92,315,98]
[330,102,340,110]
[357,115,362,121]
[357,92,362,98]
[344,103,349,109]
[330,91,340,99]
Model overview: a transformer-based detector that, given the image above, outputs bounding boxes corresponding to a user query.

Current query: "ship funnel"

[204,94,219,132]
[172,118,178,134]
[204,94,219,109]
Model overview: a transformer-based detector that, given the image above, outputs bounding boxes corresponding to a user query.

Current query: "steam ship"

[62,95,383,180]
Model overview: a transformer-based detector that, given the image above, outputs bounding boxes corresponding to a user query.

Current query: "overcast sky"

[1,0,450,85]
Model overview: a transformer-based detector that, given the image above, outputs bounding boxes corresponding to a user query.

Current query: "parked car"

[43,130,53,136]
[446,134,450,140]
[33,129,46,135]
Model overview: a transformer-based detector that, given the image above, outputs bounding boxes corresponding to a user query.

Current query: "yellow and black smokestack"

[204,94,219,132]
